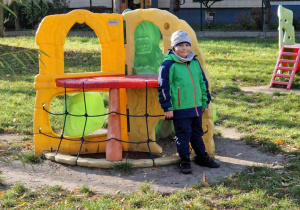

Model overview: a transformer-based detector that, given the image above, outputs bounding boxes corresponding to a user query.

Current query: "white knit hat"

[171,30,191,48]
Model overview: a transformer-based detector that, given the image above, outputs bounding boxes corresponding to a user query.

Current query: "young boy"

[158,30,220,174]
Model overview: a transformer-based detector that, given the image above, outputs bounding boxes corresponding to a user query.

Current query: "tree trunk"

[0,0,4,37]
[12,1,20,31]
[113,0,121,14]
[169,0,180,16]
[202,0,218,26]
[263,0,271,33]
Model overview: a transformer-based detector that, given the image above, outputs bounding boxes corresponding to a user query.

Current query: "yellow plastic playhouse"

[33,9,215,167]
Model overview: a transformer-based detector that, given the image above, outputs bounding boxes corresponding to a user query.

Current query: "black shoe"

[180,155,192,174]
[195,153,220,168]
[180,161,192,174]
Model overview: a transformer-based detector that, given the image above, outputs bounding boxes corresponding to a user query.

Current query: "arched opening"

[64,23,102,74]
[49,91,109,137]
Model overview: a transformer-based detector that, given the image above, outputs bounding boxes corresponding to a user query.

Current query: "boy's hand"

[164,111,173,119]
[202,108,208,113]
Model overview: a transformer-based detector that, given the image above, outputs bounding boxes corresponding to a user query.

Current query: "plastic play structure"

[34,9,215,167]
[270,5,300,89]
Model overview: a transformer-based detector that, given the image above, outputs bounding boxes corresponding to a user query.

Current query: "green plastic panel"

[278,5,295,48]
[133,21,164,75]
[63,92,105,137]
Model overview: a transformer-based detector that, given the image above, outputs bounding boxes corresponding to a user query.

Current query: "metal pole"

[200,0,203,31]
[90,0,92,11]
[32,0,34,29]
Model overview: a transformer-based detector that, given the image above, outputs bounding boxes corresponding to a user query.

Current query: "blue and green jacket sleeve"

[198,61,211,108]
[158,60,174,112]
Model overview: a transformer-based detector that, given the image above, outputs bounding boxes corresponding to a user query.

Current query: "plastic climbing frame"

[34,9,216,163]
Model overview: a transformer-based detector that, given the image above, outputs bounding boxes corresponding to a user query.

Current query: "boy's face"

[174,43,191,58]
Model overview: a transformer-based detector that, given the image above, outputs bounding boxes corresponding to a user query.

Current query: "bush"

[4,0,70,30]
[113,159,133,174]
[80,185,94,196]
[13,183,28,196]
[235,13,251,30]
[23,152,42,164]
[250,8,273,30]
[250,8,263,30]
[139,180,153,194]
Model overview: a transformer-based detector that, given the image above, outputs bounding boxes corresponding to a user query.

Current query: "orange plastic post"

[106,88,123,161]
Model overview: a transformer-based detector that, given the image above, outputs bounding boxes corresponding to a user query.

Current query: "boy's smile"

[174,42,191,58]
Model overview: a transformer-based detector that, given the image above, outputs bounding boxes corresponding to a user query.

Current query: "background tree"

[201,0,220,26]
[11,1,20,30]
[169,0,180,16]
[6,0,20,30]
[0,0,21,36]
[192,0,222,26]
[263,0,271,32]
[0,0,4,37]
[113,0,120,13]
[169,0,186,16]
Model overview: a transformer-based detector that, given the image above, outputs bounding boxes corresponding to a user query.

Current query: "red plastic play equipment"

[56,75,159,89]
[270,5,300,89]
[56,75,158,161]
[270,45,300,89]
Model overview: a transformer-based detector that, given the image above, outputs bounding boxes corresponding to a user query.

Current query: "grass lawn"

[0,36,299,208]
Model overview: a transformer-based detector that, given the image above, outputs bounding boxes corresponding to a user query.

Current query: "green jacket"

[158,52,211,119]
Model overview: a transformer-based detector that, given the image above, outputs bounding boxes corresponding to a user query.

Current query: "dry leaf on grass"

[201,172,210,187]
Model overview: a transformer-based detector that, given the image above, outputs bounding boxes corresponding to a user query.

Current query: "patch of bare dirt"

[240,86,300,95]
[0,129,285,194]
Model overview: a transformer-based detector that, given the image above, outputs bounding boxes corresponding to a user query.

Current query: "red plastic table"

[56,75,159,161]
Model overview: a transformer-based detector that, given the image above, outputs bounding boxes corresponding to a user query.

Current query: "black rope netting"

[40,81,167,166]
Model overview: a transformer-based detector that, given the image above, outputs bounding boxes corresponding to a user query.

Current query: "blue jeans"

[173,117,206,159]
